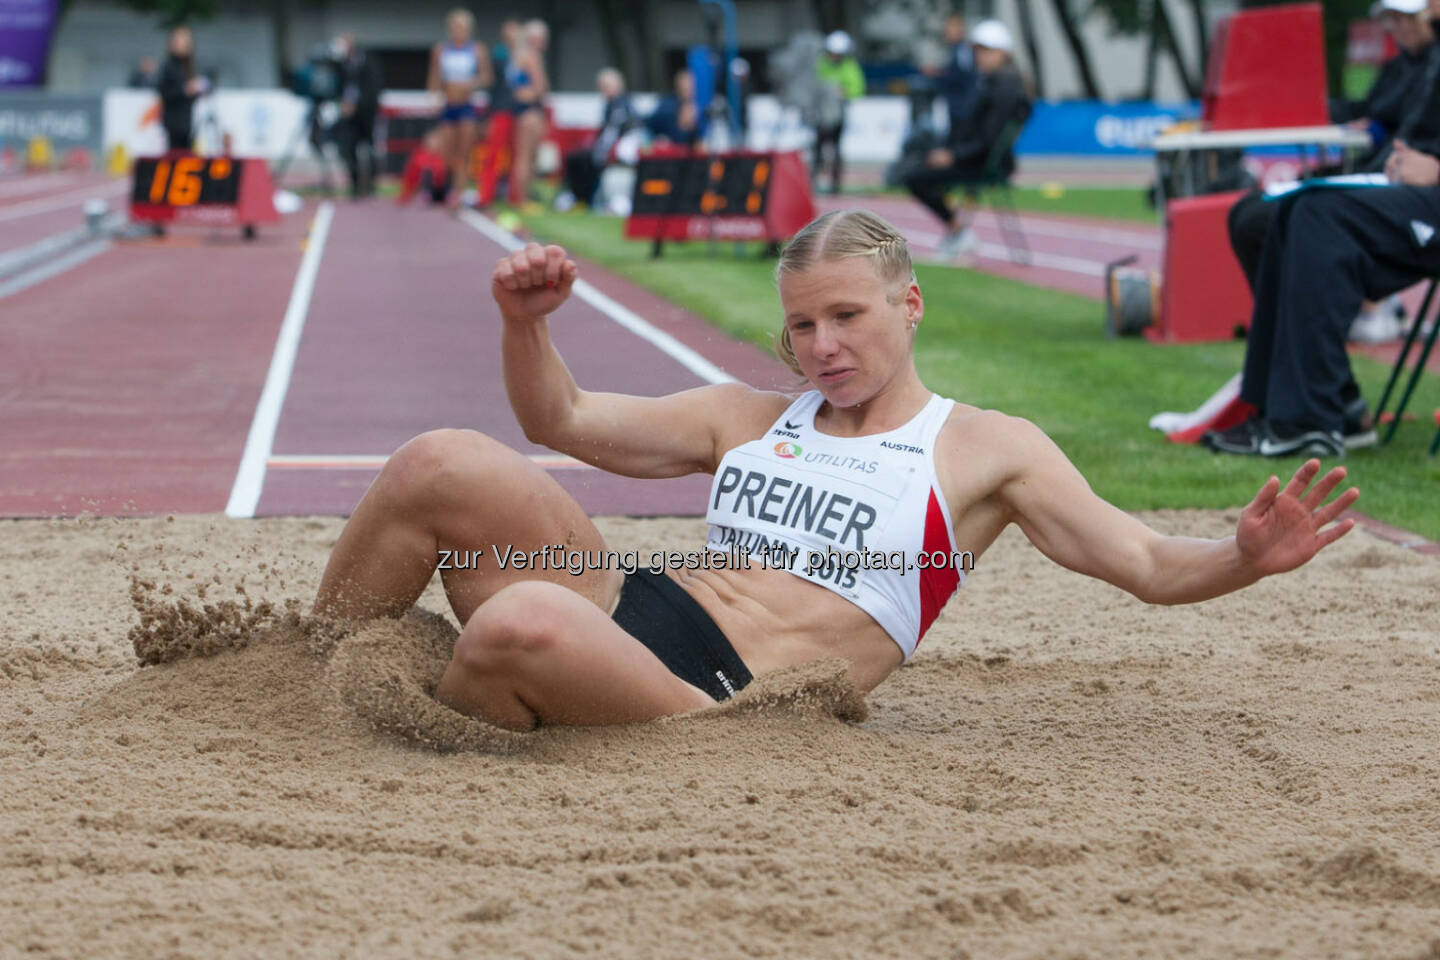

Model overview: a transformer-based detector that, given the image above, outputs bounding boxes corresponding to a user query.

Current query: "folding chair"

[951,118,1030,265]
[1372,276,1440,454]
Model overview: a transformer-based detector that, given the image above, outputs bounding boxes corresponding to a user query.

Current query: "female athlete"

[426,8,492,209]
[503,19,550,207]
[314,210,1359,731]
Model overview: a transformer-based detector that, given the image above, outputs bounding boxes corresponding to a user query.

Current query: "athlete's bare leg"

[313,429,623,625]
[433,123,456,199]
[436,580,713,729]
[451,117,478,204]
[508,110,545,205]
[954,190,980,232]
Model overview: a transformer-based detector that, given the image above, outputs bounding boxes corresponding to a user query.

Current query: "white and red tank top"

[705,390,965,660]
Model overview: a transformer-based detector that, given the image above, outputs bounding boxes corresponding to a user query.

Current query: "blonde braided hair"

[773,209,917,377]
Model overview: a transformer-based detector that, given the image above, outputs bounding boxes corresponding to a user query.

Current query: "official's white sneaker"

[936,227,978,260]
[1349,308,1402,343]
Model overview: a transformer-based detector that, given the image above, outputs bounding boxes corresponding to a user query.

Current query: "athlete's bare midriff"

[443,83,474,105]
[664,563,903,693]
[650,400,1017,694]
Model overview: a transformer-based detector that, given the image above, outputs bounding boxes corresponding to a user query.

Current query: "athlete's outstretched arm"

[475,44,493,91]
[986,416,1358,605]
[426,45,441,93]
[494,243,784,477]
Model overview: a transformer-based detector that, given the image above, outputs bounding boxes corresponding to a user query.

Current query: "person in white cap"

[1332,0,1433,171]
[814,30,866,194]
[901,18,1030,258]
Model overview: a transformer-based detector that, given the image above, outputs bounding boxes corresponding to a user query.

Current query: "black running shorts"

[610,569,753,702]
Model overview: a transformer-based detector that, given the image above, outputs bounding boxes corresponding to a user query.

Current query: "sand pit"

[2,510,1438,959]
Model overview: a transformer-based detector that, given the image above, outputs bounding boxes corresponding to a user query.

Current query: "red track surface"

[0,175,128,257]
[0,209,308,516]
[3,184,1437,521]
[819,193,1165,300]
[1,197,793,518]
[259,202,791,517]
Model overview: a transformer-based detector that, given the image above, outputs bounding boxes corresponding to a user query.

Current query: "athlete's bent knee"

[453,582,564,674]
[382,428,511,507]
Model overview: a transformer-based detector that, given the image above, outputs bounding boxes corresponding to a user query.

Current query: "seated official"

[1205,141,1440,458]
[901,19,1030,259]
[558,68,636,211]
[1330,0,1434,169]
[645,68,705,148]
[1228,0,1439,342]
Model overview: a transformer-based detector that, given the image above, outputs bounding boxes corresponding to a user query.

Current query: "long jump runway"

[8,190,1433,521]
[0,203,310,516]
[258,201,751,517]
[0,198,791,519]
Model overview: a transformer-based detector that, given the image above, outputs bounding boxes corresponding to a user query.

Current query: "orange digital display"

[625,150,814,248]
[631,155,772,218]
[132,156,241,207]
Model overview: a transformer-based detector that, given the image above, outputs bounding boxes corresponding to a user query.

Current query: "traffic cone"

[25,136,55,171]
[108,143,130,177]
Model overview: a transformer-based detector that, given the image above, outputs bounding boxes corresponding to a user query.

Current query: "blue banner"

[1015,100,1200,156]
[0,0,60,88]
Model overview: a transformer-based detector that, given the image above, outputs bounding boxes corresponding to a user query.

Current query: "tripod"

[272,98,340,194]
[193,90,227,155]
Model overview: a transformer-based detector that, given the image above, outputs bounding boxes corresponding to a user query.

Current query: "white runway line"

[905,227,1110,277]
[0,238,111,300]
[266,453,594,470]
[224,202,335,518]
[966,211,1163,251]
[457,208,736,385]
[0,226,91,277]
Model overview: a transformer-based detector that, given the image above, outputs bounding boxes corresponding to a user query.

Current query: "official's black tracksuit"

[902,65,1029,227]
[1228,40,1440,287]
[1224,41,1440,434]
[1239,185,1440,434]
[563,94,636,206]
[335,50,383,198]
[158,55,198,151]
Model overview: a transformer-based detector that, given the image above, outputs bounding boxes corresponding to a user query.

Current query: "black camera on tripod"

[293,43,344,104]
[274,42,349,190]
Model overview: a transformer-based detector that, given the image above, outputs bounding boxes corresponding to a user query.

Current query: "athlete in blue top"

[427,8,492,209]
[314,210,1359,731]
[505,19,551,207]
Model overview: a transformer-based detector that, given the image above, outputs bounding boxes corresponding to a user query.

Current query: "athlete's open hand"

[493,243,578,322]
[1236,459,1359,576]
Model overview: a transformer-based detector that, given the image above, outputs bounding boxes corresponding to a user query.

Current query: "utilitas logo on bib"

[774,442,802,458]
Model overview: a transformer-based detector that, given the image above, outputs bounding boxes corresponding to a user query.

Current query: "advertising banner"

[1015,100,1199,156]
[0,92,101,151]
[0,0,61,88]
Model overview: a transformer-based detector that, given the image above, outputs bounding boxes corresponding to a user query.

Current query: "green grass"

[1003,185,1154,223]
[522,210,1440,539]
[847,185,1156,223]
